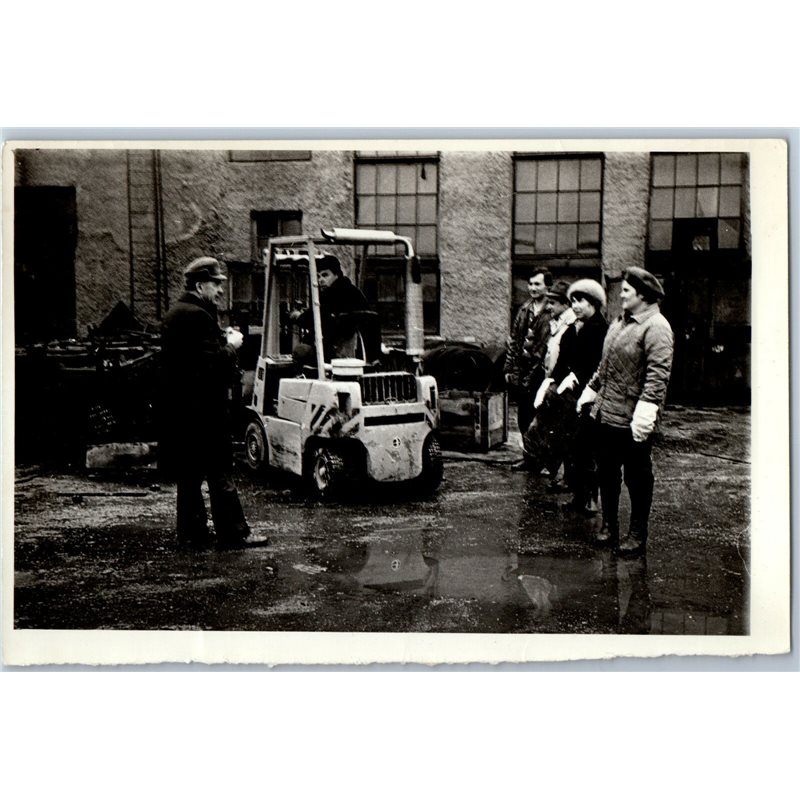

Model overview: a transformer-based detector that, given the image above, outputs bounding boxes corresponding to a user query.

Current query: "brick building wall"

[438,151,512,344]
[13,146,752,383]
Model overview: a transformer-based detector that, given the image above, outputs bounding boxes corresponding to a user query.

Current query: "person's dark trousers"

[176,467,250,544]
[517,390,536,441]
[176,474,210,543]
[595,422,654,536]
[569,409,599,506]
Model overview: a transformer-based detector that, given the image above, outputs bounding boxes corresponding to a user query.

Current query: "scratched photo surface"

[3,139,788,665]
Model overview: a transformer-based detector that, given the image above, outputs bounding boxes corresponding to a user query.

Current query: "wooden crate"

[438,390,508,452]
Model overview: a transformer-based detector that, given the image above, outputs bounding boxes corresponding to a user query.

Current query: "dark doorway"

[14,186,78,344]
[650,218,750,405]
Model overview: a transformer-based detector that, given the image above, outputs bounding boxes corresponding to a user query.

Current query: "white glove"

[576,385,597,413]
[533,378,554,409]
[557,372,580,395]
[630,400,659,442]
[225,327,244,350]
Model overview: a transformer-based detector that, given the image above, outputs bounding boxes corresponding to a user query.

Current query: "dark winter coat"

[157,292,240,478]
[504,298,551,387]
[297,274,369,359]
[550,311,609,389]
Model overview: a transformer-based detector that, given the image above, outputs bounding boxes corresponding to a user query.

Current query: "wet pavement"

[12,406,750,634]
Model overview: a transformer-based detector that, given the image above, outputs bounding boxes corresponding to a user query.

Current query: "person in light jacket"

[576,267,674,555]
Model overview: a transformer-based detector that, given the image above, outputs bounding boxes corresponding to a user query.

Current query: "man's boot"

[594,518,619,546]
[619,523,647,556]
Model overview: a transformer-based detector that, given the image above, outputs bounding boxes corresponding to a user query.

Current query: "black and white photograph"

[1,138,789,665]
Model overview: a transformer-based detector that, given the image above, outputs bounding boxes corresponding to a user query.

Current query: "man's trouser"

[177,465,250,543]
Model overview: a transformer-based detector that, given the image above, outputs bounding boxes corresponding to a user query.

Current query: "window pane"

[416,225,436,254]
[580,158,602,190]
[395,226,415,245]
[719,185,742,217]
[697,187,719,217]
[557,223,577,252]
[649,220,672,250]
[536,224,557,254]
[675,187,696,217]
[516,160,537,191]
[396,195,416,224]
[418,163,437,193]
[397,164,417,194]
[357,164,376,195]
[652,155,675,187]
[377,164,397,195]
[378,272,402,301]
[377,195,396,224]
[515,224,535,254]
[720,153,744,184]
[417,195,436,224]
[515,193,536,223]
[650,188,674,219]
[718,218,740,249]
[698,153,719,185]
[558,192,578,222]
[579,191,601,222]
[578,223,600,252]
[358,195,376,225]
[538,160,558,191]
[560,160,580,191]
[422,272,438,303]
[537,192,557,222]
[675,154,697,186]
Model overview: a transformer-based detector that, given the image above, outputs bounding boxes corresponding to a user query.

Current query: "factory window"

[513,155,604,260]
[511,154,604,309]
[648,153,747,251]
[251,210,303,261]
[355,155,440,335]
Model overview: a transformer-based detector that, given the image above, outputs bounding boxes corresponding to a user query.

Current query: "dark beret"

[623,267,664,300]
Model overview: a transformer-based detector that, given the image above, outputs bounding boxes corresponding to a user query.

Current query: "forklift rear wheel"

[244,420,268,473]
[309,446,347,499]
[419,435,444,493]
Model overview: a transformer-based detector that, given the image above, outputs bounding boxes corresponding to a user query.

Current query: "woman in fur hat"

[533,278,608,512]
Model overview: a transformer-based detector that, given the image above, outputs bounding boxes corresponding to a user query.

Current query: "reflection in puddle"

[312,522,741,634]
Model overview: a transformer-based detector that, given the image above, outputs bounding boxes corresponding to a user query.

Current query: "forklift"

[243,227,442,498]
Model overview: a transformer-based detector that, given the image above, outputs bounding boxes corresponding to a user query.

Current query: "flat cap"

[184,257,227,282]
[545,279,571,304]
[623,267,664,300]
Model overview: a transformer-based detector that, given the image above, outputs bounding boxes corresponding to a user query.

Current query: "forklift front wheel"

[244,420,268,473]
[419,435,444,493]
[309,446,347,499]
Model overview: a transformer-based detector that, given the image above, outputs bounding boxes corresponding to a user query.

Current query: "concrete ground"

[12,405,749,634]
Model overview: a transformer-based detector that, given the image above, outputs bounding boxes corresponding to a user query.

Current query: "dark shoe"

[594,520,619,546]
[547,479,571,494]
[511,458,535,472]
[177,528,213,549]
[216,532,271,550]
[619,527,647,556]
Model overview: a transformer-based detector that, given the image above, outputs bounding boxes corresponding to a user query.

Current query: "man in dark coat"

[290,254,369,362]
[159,256,267,549]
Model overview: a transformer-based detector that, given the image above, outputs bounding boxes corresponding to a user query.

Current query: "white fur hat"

[567,278,606,309]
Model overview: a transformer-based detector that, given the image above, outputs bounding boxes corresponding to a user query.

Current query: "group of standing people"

[504,266,674,557]
[157,252,673,560]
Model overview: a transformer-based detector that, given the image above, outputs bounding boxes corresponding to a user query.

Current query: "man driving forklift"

[289,253,369,363]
